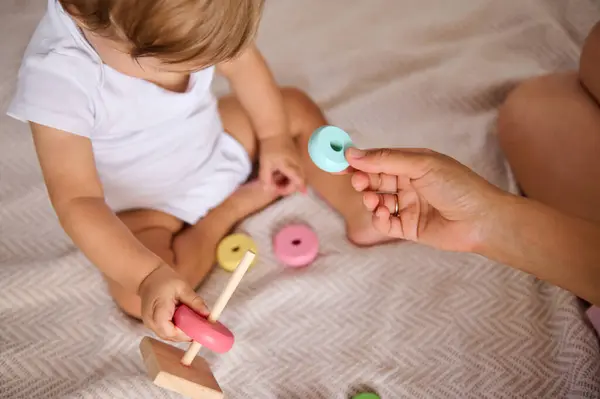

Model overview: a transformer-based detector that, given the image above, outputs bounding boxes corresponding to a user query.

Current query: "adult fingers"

[371,205,406,239]
[362,192,380,212]
[362,191,417,215]
[363,191,422,241]
[351,171,398,193]
[362,192,397,213]
[346,147,435,178]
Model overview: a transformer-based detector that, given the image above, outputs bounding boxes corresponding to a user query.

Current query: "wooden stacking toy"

[140,250,255,399]
[273,224,319,268]
[216,233,257,272]
[308,125,354,173]
[173,305,234,354]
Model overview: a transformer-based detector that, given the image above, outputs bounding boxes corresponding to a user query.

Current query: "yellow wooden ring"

[216,233,258,272]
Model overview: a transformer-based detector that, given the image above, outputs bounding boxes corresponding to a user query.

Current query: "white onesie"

[7,0,251,224]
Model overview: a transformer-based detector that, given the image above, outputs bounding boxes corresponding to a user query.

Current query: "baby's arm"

[31,122,161,292]
[31,123,207,339]
[217,44,287,140]
[217,44,305,194]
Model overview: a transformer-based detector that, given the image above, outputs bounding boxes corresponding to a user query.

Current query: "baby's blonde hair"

[60,0,264,65]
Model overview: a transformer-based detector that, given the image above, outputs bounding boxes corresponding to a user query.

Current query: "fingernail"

[348,147,365,158]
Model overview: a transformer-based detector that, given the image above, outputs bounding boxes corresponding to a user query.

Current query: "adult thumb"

[179,288,211,318]
[346,147,433,179]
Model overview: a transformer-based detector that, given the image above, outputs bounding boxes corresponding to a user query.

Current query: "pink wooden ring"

[173,305,234,354]
[273,224,319,267]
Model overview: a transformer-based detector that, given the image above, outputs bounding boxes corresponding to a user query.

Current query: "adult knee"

[497,77,542,149]
[497,73,578,151]
[580,21,600,103]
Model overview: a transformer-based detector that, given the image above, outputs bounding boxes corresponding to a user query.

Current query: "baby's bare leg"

[219,87,395,246]
[106,209,183,318]
[168,93,283,280]
[108,184,276,319]
[497,24,600,222]
[170,182,278,285]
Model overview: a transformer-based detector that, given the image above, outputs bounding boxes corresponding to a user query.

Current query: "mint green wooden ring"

[308,125,354,173]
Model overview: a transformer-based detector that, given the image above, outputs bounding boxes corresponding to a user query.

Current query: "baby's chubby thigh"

[108,209,184,319]
[103,146,250,320]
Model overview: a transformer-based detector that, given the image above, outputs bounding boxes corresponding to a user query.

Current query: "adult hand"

[345,146,600,306]
[346,147,509,252]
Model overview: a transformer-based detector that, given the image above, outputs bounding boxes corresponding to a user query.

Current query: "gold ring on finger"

[392,193,400,217]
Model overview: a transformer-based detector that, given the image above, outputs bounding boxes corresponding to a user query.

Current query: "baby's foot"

[345,212,400,247]
[223,180,280,220]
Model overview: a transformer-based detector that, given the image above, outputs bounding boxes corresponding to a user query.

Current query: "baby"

[8,0,390,341]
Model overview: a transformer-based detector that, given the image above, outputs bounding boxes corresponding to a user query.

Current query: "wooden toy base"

[140,337,223,399]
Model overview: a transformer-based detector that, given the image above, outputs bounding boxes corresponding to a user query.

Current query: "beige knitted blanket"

[1,0,599,397]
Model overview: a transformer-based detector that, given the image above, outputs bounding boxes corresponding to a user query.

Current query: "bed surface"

[1,0,600,398]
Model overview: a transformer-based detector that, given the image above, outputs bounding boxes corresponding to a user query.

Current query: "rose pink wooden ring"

[173,305,234,354]
[273,224,319,268]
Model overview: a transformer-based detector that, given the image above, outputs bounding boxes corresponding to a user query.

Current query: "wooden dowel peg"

[180,250,255,365]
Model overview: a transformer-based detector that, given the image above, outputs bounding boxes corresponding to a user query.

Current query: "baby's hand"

[138,264,209,341]
[259,135,305,195]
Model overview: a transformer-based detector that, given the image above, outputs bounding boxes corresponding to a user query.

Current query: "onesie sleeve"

[7,53,97,138]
